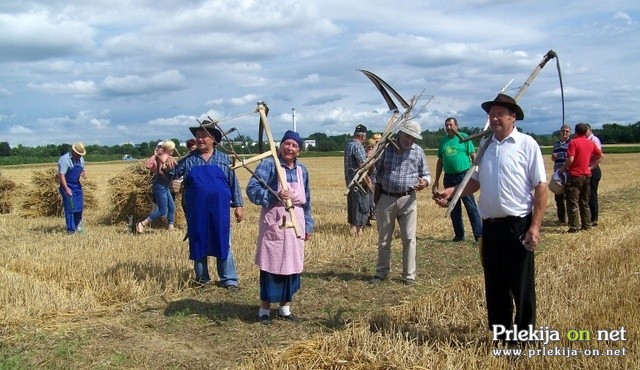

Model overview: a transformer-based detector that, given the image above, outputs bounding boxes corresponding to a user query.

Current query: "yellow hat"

[364,138,376,148]
[161,140,176,151]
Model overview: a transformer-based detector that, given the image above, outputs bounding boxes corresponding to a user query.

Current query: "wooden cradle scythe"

[444,50,561,217]
[227,102,303,238]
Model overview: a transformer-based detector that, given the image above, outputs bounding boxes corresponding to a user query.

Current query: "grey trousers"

[374,192,418,281]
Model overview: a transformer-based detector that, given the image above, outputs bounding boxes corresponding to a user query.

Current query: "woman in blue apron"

[57,142,86,234]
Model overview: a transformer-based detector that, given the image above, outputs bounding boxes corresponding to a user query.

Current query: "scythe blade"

[358,69,399,113]
[359,69,411,109]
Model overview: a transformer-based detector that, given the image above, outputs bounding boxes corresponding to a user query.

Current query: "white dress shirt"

[473,130,547,219]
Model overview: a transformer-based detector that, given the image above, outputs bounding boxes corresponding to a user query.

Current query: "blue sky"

[1,0,638,147]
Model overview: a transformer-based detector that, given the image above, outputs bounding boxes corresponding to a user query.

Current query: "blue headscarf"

[280,130,303,148]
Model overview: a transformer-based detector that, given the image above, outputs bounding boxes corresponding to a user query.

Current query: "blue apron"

[184,165,231,260]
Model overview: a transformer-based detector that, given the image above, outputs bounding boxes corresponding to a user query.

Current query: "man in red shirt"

[558,123,603,233]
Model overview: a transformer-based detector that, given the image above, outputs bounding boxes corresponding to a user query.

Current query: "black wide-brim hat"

[189,121,222,143]
[481,93,524,121]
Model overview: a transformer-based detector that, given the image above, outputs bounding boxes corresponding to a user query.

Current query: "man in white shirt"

[434,94,548,345]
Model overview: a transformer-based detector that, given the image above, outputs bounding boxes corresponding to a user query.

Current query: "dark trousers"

[481,215,535,337]
[554,193,567,223]
[589,166,601,223]
[444,172,482,238]
[565,175,591,230]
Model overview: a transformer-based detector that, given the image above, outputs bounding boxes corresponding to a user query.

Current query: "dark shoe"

[403,279,416,286]
[556,219,566,225]
[474,235,481,242]
[277,313,298,322]
[259,315,272,325]
[567,228,580,234]
[369,276,384,285]
[225,285,240,293]
[591,221,598,227]
[452,236,464,242]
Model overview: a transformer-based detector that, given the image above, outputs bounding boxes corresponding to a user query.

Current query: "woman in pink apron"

[246,131,314,325]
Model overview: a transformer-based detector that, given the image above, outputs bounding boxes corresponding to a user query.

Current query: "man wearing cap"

[432,117,482,242]
[557,123,603,233]
[167,120,244,291]
[58,142,87,235]
[434,94,547,344]
[370,120,430,286]
[344,124,369,236]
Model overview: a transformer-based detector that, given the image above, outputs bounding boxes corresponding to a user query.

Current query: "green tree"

[0,142,10,156]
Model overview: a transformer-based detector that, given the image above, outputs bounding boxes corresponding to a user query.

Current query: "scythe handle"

[445,50,556,218]
[513,50,556,101]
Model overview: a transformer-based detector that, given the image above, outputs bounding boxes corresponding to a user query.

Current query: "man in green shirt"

[432,117,482,242]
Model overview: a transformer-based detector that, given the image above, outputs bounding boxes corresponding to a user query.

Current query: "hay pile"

[20,168,97,218]
[107,162,184,228]
[0,171,18,214]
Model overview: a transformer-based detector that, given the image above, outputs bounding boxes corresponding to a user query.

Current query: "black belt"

[484,215,523,224]
[445,170,469,176]
[380,189,414,197]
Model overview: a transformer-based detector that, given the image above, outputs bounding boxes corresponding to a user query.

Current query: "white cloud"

[612,11,633,25]
[27,80,97,96]
[0,0,639,146]
[100,70,186,96]
[8,125,35,135]
[0,11,95,62]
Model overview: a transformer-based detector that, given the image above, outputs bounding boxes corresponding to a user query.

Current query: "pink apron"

[255,165,306,275]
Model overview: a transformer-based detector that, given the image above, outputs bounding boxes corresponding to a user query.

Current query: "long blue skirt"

[259,270,300,303]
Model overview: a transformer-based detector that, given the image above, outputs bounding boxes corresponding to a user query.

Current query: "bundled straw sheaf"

[107,162,184,227]
[20,168,97,218]
[0,171,18,214]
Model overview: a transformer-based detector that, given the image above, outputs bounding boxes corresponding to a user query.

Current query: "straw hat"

[161,140,176,151]
[548,178,564,195]
[72,142,86,156]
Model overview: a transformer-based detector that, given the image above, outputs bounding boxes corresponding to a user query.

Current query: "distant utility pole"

[292,108,296,132]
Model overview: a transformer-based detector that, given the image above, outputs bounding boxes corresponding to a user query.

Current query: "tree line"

[0,122,638,163]
[305,122,640,152]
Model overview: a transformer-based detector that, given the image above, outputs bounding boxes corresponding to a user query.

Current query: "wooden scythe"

[444,50,558,217]
[229,102,302,238]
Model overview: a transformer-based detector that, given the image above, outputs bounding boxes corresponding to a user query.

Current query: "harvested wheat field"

[0,154,637,369]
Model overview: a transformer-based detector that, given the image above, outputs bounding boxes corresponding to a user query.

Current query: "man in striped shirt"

[551,124,571,224]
